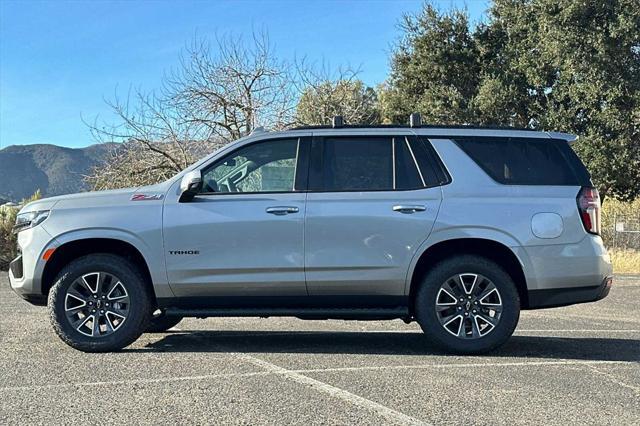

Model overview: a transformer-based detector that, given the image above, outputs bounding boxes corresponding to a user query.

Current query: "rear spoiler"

[546,132,578,145]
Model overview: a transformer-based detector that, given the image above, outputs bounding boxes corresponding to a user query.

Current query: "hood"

[19,182,172,214]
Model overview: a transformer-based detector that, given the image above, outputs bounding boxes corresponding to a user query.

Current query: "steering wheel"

[203,178,219,193]
[226,179,238,192]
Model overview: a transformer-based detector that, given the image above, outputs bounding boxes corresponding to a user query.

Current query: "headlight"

[13,210,50,234]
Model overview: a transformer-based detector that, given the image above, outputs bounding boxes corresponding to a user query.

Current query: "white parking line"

[291,360,634,375]
[585,364,640,396]
[0,359,633,394]
[241,354,429,426]
[524,311,640,324]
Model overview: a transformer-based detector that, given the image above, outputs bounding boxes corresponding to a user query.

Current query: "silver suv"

[8,118,613,353]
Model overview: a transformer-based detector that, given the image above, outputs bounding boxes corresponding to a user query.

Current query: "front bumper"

[8,265,48,306]
[527,275,613,309]
[8,226,55,306]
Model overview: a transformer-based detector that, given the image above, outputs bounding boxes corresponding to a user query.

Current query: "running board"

[164,307,409,320]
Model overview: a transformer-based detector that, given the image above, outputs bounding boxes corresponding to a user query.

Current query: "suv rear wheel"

[415,255,520,354]
[48,254,152,352]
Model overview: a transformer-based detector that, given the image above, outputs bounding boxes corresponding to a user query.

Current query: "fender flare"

[42,227,172,297]
[404,226,527,295]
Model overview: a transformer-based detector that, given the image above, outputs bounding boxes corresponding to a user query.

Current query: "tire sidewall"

[416,256,520,354]
[48,254,151,352]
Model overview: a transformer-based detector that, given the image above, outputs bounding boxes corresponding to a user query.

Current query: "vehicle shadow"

[138,330,640,362]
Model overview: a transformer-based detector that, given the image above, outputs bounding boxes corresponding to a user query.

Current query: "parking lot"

[1,275,639,425]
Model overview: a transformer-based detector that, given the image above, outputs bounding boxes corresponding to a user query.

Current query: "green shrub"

[0,191,41,270]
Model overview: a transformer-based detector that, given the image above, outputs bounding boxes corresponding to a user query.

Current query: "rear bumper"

[527,275,613,309]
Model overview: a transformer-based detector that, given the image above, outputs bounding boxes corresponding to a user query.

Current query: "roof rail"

[547,131,579,145]
[409,112,421,128]
[290,113,541,132]
[291,123,538,131]
[250,126,267,135]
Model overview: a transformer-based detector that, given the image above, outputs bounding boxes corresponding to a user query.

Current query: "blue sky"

[0,0,488,148]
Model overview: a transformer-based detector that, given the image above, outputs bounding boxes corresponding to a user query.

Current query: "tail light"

[577,187,601,235]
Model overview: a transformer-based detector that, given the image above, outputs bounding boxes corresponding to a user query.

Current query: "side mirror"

[179,170,202,202]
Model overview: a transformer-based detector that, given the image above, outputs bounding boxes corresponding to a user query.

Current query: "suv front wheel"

[48,254,152,352]
[415,255,520,354]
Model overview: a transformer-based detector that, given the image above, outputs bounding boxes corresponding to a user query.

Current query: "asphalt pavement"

[1,275,639,425]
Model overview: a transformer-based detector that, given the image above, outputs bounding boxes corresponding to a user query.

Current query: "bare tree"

[168,31,298,139]
[86,31,298,190]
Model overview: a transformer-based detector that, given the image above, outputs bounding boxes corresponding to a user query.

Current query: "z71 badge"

[131,193,164,201]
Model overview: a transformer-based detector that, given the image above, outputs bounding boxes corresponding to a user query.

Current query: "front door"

[304,134,442,302]
[163,137,310,302]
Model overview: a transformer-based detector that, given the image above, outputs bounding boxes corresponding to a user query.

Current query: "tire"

[48,254,153,352]
[414,255,520,354]
[146,311,183,333]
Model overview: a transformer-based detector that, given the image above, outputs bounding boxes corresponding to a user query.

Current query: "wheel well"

[409,238,529,310]
[41,238,155,299]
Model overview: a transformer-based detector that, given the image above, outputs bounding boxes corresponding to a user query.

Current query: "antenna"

[409,112,422,128]
[331,115,344,128]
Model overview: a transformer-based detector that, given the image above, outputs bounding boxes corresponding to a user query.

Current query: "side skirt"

[164,306,409,320]
[157,295,410,320]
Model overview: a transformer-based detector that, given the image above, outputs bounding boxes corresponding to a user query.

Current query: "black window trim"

[404,137,427,187]
[197,136,311,196]
[412,136,452,187]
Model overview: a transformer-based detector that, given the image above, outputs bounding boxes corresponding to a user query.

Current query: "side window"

[201,138,299,193]
[311,136,430,192]
[454,137,588,185]
[321,137,394,191]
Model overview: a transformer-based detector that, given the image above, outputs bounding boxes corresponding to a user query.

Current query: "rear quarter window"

[454,137,591,186]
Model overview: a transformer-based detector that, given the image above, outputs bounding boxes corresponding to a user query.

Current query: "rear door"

[304,133,444,301]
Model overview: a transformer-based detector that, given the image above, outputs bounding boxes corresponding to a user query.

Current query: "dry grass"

[610,249,640,274]
[601,198,640,248]
[602,199,640,274]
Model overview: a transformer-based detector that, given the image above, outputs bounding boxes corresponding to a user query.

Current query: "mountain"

[0,143,115,202]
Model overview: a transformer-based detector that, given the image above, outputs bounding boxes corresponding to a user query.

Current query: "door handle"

[392,205,426,214]
[266,206,300,215]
